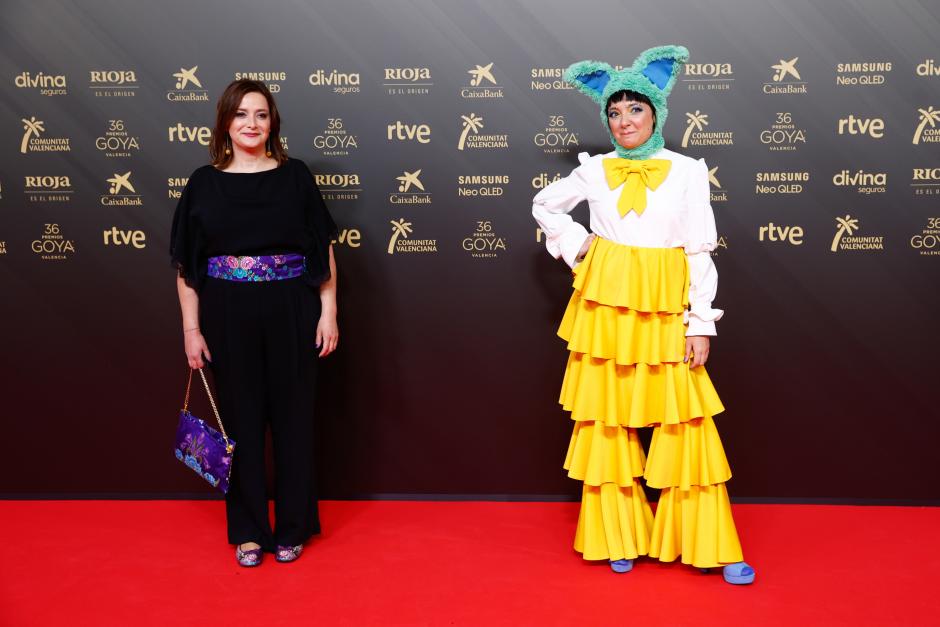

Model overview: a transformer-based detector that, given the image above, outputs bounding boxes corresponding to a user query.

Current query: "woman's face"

[607,99,655,150]
[227,91,271,153]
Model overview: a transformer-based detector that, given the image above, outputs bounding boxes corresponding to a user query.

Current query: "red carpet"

[1,501,936,626]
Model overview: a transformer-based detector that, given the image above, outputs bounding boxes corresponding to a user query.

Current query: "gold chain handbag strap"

[182,368,233,453]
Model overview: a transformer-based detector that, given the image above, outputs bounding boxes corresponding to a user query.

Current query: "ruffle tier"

[649,484,743,568]
[644,416,731,490]
[574,481,653,561]
[564,421,646,486]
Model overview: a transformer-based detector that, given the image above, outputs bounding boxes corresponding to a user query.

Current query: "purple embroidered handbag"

[173,368,235,493]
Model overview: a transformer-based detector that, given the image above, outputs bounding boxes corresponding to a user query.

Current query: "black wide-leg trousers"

[200,276,321,552]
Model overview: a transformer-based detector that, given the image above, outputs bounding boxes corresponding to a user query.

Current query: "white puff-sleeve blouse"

[532,148,723,336]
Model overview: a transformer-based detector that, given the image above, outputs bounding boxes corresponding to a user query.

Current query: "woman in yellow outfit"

[532,45,754,584]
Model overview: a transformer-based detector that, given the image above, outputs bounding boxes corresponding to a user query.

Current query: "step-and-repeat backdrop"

[1,0,938,500]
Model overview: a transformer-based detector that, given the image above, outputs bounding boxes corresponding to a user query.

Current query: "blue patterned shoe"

[609,559,634,573]
[722,561,755,584]
[276,544,303,563]
[235,545,263,567]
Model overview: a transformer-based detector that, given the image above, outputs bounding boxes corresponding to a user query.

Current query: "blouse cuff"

[557,223,591,268]
[684,305,724,337]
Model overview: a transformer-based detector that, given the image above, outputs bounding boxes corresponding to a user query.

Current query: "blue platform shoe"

[722,561,755,584]
[609,559,634,573]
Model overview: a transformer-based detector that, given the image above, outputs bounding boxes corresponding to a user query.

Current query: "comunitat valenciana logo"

[20,117,70,154]
[387,218,437,254]
[100,172,142,206]
[89,70,138,97]
[235,72,286,93]
[755,171,808,195]
[457,174,508,198]
[167,66,208,102]
[760,112,806,151]
[24,175,73,203]
[96,120,140,158]
[912,167,940,197]
[682,62,734,92]
[835,61,891,86]
[315,173,361,201]
[832,169,887,194]
[535,115,579,154]
[913,106,940,144]
[681,110,734,148]
[15,71,67,96]
[910,217,940,255]
[32,223,74,260]
[457,113,508,150]
[462,220,507,259]
[830,214,884,252]
[384,67,432,95]
[314,118,358,156]
[461,63,503,98]
[763,57,807,94]
[707,166,726,203]
[530,67,572,91]
[389,170,431,204]
[308,69,360,95]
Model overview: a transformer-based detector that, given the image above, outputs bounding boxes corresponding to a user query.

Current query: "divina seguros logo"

[309,69,360,95]
[832,169,887,194]
[167,66,208,102]
[15,71,67,96]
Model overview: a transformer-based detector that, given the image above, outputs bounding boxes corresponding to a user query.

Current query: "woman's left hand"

[316,313,339,358]
[684,336,710,368]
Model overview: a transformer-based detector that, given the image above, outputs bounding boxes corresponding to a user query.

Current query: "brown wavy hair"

[210,79,287,168]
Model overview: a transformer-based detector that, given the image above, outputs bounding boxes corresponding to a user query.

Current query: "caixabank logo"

[309,69,360,95]
[314,118,358,157]
[100,172,142,206]
[32,223,74,261]
[755,170,808,195]
[835,61,891,86]
[235,71,286,93]
[387,218,437,254]
[530,67,572,92]
[89,70,137,97]
[681,62,734,92]
[15,71,67,96]
[24,175,73,203]
[457,174,508,198]
[167,66,208,102]
[96,120,140,158]
[830,215,884,252]
[681,110,733,148]
[462,220,507,259]
[461,63,504,98]
[911,167,940,197]
[20,117,70,154]
[910,218,940,255]
[534,115,579,154]
[707,166,727,203]
[389,170,431,205]
[384,67,432,95]
[457,114,508,151]
[913,106,940,145]
[763,57,807,94]
[167,177,188,200]
[315,173,361,201]
[761,112,807,151]
[832,169,887,194]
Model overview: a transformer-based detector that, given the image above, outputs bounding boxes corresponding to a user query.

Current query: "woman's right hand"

[184,330,212,369]
[576,233,596,262]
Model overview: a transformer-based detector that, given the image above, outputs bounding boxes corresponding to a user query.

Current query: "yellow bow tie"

[602,158,671,217]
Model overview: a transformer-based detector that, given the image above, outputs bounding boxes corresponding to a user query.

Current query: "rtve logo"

[837,115,884,138]
[168,123,211,145]
[103,227,146,249]
[758,222,804,245]
[386,121,430,143]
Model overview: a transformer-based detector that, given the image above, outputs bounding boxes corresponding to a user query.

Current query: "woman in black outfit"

[171,79,338,567]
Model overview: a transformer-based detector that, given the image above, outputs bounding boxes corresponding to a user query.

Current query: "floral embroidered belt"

[207,254,305,282]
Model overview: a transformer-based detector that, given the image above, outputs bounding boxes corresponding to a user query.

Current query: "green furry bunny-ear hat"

[564,45,689,160]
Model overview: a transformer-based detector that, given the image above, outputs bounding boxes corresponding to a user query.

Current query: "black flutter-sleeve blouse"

[170,158,338,291]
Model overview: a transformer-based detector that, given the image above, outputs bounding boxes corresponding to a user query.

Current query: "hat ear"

[564,60,615,105]
[633,45,689,97]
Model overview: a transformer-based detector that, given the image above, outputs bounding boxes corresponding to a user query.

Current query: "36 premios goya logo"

[100,172,142,206]
[24,175,73,203]
[913,106,940,145]
[910,218,940,255]
[461,63,503,98]
[763,57,807,94]
[387,219,437,254]
[316,173,361,201]
[167,66,208,102]
[530,67,572,92]
[682,62,734,92]
[681,110,733,148]
[534,115,579,154]
[457,114,508,151]
[89,70,138,97]
[384,67,432,95]
[32,223,74,261]
[755,171,808,195]
[457,174,508,198]
[835,61,891,86]
[462,220,507,259]
[912,167,940,197]
[761,112,806,151]
[20,117,70,154]
[15,71,67,96]
[389,170,431,205]
[96,120,140,158]
[314,118,358,157]
[830,215,884,252]
[309,69,360,95]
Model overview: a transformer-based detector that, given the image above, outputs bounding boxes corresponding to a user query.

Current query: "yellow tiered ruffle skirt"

[559,237,743,568]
